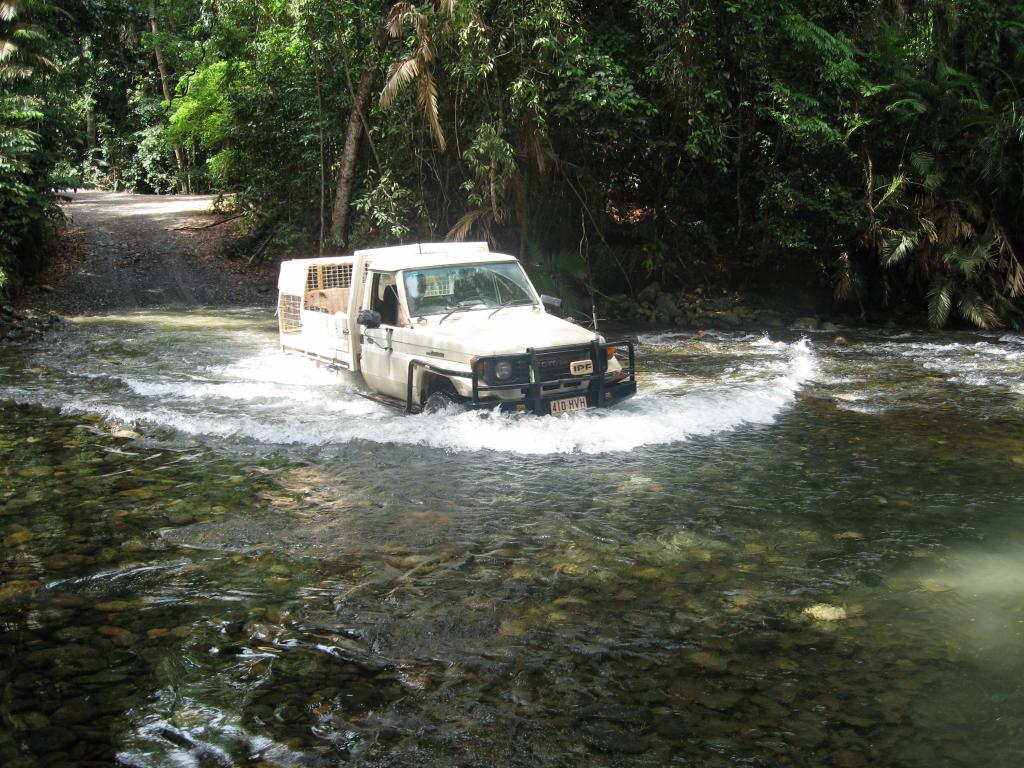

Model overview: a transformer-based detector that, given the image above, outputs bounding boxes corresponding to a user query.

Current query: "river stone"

[637,282,661,305]
[918,579,953,593]
[0,580,40,602]
[654,293,679,319]
[27,725,76,753]
[52,698,96,726]
[4,530,33,547]
[792,317,820,331]
[803,603,847,622]
[95,599,145,612]
[12,711,50,730]
[699,691,743,711]
[580,721,649,755]
[689,650,729,671]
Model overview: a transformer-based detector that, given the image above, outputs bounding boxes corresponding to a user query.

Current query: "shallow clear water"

[1,309,1023,767]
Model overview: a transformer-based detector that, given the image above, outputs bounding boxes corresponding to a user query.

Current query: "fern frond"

[885,97,928,115]
[927,279,952,328]
[379,57,420,109]
[416,69,445,150]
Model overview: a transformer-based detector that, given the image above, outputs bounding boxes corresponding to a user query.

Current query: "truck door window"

[371,273,403,326]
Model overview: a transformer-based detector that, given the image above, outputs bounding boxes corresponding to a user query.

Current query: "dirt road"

[31,191,275,315]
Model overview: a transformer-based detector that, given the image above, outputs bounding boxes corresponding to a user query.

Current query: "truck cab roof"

[354,242,517,273]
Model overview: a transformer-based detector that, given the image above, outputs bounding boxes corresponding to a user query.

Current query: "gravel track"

[30,191,275,315]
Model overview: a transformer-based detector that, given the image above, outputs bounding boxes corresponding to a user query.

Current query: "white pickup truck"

[276,242,636,415]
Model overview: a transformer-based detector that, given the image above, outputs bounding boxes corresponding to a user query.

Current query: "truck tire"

[422,376,461,413]
[424,391,457,413]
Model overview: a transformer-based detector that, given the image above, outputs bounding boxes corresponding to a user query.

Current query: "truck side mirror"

[357,309,382,329]
[540,294,562,312]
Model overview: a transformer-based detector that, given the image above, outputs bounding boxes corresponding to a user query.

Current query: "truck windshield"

[402,262,536,317]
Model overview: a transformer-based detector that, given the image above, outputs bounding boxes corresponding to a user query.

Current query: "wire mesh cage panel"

[278,294,302,334]
[305,267,320,291]
[322,263,353,289]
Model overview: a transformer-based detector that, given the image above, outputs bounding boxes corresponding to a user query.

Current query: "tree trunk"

[330,54,377,248]
[85,97,97,150]
[148,0,184,178]
[517,167,530,259]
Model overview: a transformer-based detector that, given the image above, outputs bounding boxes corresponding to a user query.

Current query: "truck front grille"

[534,348,593,382]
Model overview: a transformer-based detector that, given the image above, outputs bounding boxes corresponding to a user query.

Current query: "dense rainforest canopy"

[2,0,1022,328]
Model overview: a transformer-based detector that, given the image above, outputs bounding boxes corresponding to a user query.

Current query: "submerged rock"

[803,603,847,622]
[792,317,820,331]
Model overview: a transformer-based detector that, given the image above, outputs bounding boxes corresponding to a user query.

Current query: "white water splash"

[2,312,820,455]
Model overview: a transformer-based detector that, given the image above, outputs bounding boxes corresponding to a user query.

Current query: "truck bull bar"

[405,339,637,415]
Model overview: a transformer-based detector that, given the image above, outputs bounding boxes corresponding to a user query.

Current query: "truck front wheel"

[422,377,462,413]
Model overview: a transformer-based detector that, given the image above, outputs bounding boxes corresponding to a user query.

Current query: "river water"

[1,308,1022,767]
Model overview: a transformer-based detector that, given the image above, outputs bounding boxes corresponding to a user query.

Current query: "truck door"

[360,272,410,400]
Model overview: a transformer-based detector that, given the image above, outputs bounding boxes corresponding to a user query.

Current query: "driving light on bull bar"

[493,360,513,380]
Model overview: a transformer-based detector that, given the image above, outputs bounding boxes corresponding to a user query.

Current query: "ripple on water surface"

[1,310,1023,767]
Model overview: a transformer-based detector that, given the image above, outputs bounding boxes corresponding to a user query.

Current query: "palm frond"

[957,291,1001,330]
[415,20,436,63]
[944,241,995,279]
[385,2,414,38]
[379,56,420,109]
[909,149,934,176]
[416,69,445,150]
[910,149,944,192]
[875,172,906,208]
[0,1,20,22]
[833,252,853,302]
[881,231,917,267]
[446,207,492,241]
[436,0,456,16]
[0,38,16,61]
[918,216,937,244]
[0,61,31,80]
[1005,256,1024,298]
[926,278,952,328]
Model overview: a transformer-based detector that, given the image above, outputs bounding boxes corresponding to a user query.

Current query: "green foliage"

[5,0,1020,328]
[351,169,420,246]
[0,0,70,293]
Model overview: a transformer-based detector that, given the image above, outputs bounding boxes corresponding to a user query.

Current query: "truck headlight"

[493,360,513,380]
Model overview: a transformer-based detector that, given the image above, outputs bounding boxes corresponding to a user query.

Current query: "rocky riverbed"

[1,305,66,345]
[601,282,858,333]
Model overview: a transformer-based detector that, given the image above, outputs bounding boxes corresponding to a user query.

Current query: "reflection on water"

[1,310,1022,766]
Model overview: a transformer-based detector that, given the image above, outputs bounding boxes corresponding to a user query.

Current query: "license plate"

[550,395,588,415]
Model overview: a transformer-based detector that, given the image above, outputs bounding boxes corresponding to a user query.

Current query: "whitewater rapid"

[0,311,823,455]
